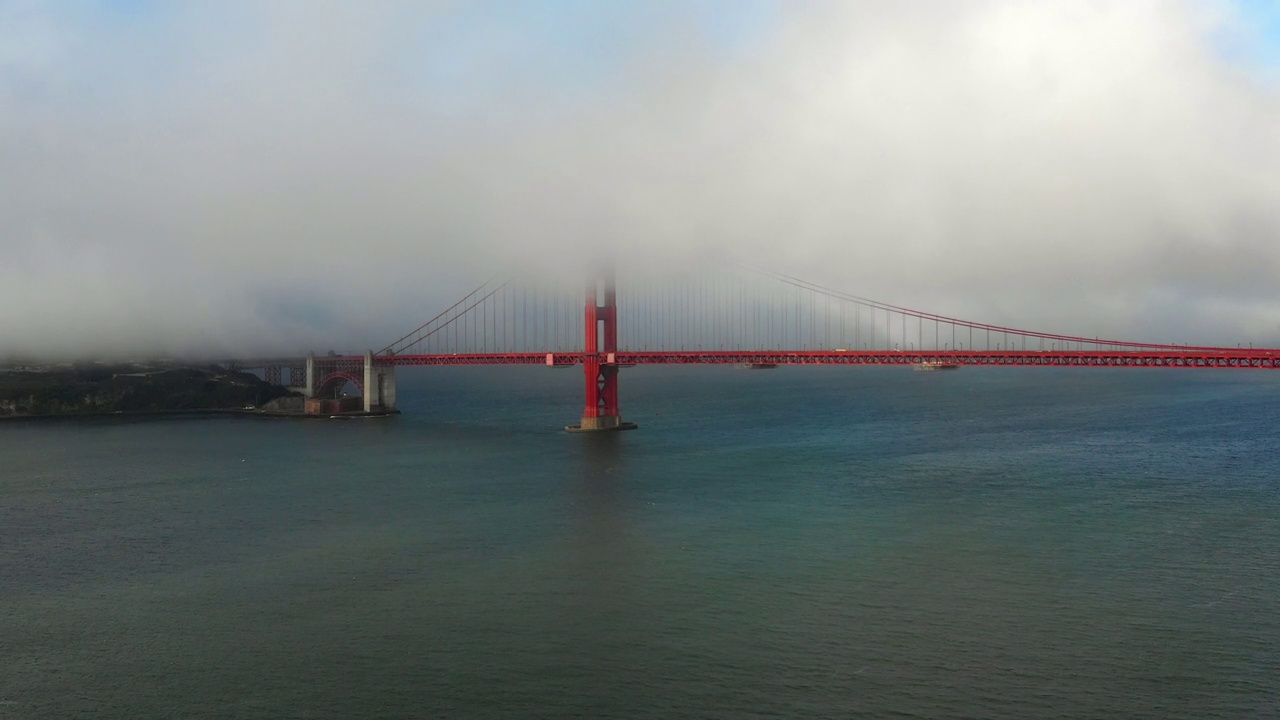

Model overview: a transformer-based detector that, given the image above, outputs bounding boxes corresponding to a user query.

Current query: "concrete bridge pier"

[260,356,314,397]
[363,350,397,412]
[300,353,315,398]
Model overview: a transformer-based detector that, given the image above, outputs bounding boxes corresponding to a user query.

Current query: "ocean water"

[2,366,1278,719]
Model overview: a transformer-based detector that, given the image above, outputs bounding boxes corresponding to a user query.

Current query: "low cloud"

[2,0,1277,358]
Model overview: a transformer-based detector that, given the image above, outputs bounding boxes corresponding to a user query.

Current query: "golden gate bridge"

[240,266,1280,430]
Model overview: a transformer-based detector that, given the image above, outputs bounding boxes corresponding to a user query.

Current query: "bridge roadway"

[368,349,1280,369]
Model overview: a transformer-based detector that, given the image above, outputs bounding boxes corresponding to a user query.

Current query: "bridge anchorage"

[250,352,398,415]
[311,351,397,414]
[567,268,637,433]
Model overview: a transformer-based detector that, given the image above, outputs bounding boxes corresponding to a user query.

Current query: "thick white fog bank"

[1,0,1277,358]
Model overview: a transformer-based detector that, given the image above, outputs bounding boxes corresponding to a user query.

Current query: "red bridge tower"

[568,268,636,432]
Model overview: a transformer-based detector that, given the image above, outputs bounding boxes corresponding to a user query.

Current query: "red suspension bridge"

[243,266,1280,430]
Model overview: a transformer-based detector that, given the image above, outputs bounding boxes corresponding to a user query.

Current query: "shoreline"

[0,408,400,423]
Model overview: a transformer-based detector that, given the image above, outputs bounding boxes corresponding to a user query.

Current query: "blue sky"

[47,0,1280,95]
[88,0,1277,62]
[1236,0,1280,68]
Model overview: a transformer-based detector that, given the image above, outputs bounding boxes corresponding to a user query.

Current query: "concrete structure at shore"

[362,350,396,413]
[249,351,396,415]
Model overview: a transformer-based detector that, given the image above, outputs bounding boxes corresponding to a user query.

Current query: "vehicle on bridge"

[914,361,960,371]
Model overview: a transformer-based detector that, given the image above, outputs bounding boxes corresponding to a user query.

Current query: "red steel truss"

[374,349,1280,369]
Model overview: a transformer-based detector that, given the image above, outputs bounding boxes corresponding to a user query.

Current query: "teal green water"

[2,367,1279,718]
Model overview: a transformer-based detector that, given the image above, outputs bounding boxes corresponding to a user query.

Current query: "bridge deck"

[376,350,1280,369]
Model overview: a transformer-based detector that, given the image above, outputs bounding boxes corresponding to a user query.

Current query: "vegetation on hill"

[0,364,296,417]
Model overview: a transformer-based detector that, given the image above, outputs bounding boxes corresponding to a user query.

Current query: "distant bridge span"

[235,267,1280,428]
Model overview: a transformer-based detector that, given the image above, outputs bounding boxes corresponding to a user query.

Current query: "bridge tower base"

[363,350,398,413]
[298,353,315,398]
[567,270,637,433]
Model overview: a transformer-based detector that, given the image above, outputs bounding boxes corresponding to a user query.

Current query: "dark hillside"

[0,364,296,417]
